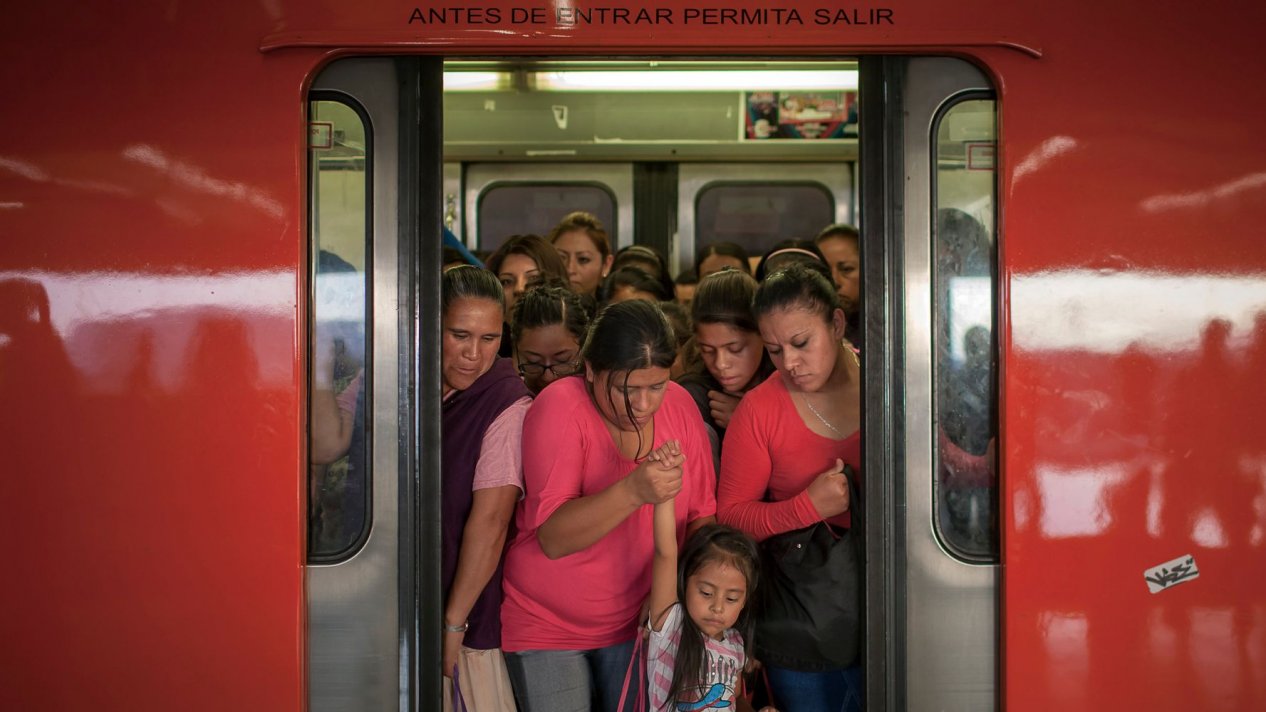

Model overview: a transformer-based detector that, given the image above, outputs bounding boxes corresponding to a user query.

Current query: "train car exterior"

[2,1,1264,711]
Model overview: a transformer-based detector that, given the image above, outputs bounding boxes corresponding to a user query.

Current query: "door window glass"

[308,97,371,561]
[477,183,615,252]
[695,182,833,258]
[932,97,998,560]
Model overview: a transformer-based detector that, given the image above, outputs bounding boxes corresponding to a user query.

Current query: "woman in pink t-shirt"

[718,263,863,712]
[501,300,718,712]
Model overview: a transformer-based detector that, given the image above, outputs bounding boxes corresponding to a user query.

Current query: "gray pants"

[505,639,644,712]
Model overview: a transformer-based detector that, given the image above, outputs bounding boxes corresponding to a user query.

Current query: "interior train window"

[695,182,833,258]
[477,183,616,252]
[931,96,998,560]
[307,96,371,561]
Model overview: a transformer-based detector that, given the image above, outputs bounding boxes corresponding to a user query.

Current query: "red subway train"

[2,1,1264,710]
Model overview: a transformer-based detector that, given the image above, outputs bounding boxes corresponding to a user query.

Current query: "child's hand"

[645,439,685,469]
[629,440,685,505]
[805,458,850,518]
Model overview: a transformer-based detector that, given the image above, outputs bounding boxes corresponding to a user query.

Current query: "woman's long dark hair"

[752,262,841,324]
[441,265,504,315]
[548,211,612,260]
[694,241,751,277]
[690,269,774,388]
[599,266,671,304]
[581,300,676,455]
[613,244,676,297]
[509,283,593,345]
[669,524,760,707]
[754,238,830,282]
[485,234,568,286]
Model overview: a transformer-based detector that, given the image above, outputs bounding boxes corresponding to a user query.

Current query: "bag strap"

[844,463,863,535]
[616,633,646,712]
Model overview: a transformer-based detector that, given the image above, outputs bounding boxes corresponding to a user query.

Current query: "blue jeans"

[765,664,862,712]
[505,639,644,712]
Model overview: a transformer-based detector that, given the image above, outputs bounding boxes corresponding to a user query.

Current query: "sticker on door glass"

[1144,554,1199,594]
[309,122,333,150]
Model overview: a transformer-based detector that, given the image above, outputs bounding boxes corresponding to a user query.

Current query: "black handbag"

[754,465,863,671]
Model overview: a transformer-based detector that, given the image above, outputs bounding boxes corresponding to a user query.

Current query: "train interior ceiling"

[312,58,995,276]
[439,59,862,273]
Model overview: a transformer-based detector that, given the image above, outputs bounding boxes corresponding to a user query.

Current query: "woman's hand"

[707,390,742,430]
[441,628,463,680]
[626,440,685,505]
[805,458,850,518]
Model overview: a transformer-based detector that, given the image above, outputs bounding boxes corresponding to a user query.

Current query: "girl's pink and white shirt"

[646,603,745,711]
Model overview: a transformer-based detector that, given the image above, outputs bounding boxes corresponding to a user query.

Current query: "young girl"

[647,448,772,712]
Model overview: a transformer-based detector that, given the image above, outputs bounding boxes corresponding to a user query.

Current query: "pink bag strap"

[616,633,647,712]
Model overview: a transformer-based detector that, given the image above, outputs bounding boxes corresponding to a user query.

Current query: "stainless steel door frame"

[307,57,404,712]
[902,57,997,711]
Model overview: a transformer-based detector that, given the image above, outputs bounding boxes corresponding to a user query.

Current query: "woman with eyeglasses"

[501,300,717,712]
[509,284,593,394]
[438,266,532,711]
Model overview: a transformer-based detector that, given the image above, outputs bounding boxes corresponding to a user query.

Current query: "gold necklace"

[800,392,843,437]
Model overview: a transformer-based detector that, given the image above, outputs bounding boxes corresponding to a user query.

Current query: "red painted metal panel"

[0,4,317,710]
[989,3,1266,706]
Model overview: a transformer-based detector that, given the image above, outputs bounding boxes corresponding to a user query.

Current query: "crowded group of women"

[442,211,864,712]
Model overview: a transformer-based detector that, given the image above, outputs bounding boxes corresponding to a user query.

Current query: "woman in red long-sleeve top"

[716,262,862,712]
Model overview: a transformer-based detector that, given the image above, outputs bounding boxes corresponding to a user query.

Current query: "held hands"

[626,440,685,505]
[806,458,850,518]
[706,390,742,430]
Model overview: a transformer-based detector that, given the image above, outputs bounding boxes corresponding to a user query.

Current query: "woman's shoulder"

[663,380,706,418]
[725,372,790,440]
[527,376,590,421]
[740,370,788,408]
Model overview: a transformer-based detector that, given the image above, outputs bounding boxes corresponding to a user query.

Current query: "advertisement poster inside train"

[745,91,858,139]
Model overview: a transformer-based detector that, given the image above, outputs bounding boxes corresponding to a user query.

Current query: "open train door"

[861,56,999,711]
[302,54,1002,712]
[305,57,445,711]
